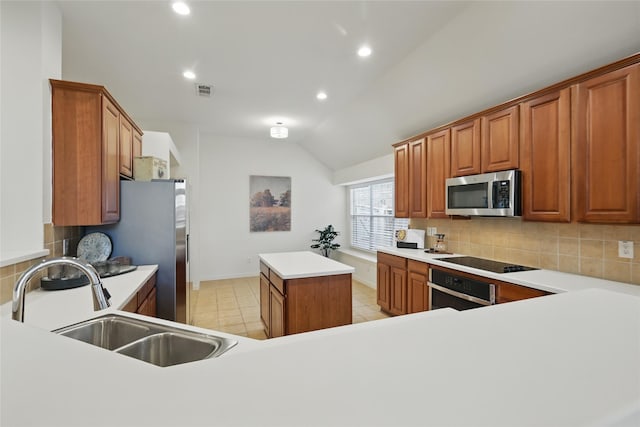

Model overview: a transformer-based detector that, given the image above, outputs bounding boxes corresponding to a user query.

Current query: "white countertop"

[259,251,355,279]
[2,257,640,426]
[1,265,159,330]
[377,246,640,297]
[2,289,639,426]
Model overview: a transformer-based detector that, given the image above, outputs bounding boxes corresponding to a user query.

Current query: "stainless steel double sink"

[53,314,237,367]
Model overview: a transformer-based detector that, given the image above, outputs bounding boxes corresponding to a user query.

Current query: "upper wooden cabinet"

[481,105,520,172]
[521,88,571,222]
[395,138,427,218]
[101,97,120,223]
[451,118,481,177]
[50,79,142,226]
[394,143,410,218]
[408,138,427,218]
[119,116,133,177]
[573,63,640,223]
[133,129,143,161]
[426,129,451,218]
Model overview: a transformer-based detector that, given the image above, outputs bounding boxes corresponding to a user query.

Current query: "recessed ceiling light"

[316,91,328,101]
[357,45,372,57]
[183,70,196,80]
[172,2,190,16]
[270,122,288,139]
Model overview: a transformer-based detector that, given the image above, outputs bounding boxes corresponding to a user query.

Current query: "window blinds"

[350,179,408,251]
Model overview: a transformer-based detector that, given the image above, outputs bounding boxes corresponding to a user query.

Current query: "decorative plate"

[77,232,112,263]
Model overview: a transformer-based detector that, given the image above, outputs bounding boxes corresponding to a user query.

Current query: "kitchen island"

[258,251,355,337]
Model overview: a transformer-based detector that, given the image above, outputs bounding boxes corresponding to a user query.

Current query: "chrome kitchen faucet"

[12,257,110,322]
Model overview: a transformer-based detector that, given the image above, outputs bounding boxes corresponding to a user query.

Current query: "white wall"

[0,1,61,260]
[198,133,346,280]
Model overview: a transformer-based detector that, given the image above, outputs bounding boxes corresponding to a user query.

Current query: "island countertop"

[259,251,355,279]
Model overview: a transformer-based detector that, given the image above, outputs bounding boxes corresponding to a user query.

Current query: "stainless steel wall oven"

[429,267,495,311]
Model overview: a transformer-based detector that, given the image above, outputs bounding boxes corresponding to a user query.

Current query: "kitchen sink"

[55,316,153,350]
[53,314,237,367]
[115,332,228,367]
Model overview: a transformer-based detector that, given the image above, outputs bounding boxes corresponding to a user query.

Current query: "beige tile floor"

[190,276,389,339]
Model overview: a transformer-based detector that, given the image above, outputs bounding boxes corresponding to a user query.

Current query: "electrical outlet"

[618,241,634,259]
[429,227,437,236]
[247,256,252,264]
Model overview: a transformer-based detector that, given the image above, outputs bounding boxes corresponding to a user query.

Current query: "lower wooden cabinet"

[259,273,270,335]
[407,260,429,313]
[377,252,408,315]
[269,285,285,338]
[495,281,550,304]
[377,252,553,314]
[137,287,157,317]
[259,262,352,338]
[376,261,391,312]
[122,273,157,316]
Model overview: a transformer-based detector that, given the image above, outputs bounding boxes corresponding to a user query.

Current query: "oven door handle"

[428,282,495,306]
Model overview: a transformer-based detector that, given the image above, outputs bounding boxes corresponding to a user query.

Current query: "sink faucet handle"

[12,256,111,322]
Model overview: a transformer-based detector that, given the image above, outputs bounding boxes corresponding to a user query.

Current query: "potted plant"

[311,224,340,257]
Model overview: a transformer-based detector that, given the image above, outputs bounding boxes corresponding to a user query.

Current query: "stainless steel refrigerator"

[92,179,188,323]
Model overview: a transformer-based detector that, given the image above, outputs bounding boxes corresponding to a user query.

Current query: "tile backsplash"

[0,224,83,304]
[411,218,640,285]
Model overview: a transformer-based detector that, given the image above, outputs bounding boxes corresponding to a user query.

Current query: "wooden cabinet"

[269,285,285,338]
[408,138,427,218]
[573,63,640,223]
[521,88,571,222]
[119,116,133,177]
[377,252,407,315]
[259,273,270,335]
[394,143,410,218]
[481,105,520,173]
[389,265,407,315]
[451,118,481,177]
[496,281,550,304]
[122,273,157,317]
[449,107,518,177]
[133,129,143,162]
[50,79,142,226]
[101,97,121,223]
[394,138,427,218]
[426,129,451,218]
[259,262,352,338]
[407,260,429,313]
[137,287,157,317]
[376,260,391,312]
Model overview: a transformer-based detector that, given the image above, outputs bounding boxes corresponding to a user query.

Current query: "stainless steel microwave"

[445,169,522,217]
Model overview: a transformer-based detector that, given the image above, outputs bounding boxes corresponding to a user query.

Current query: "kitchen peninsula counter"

[2,288,639,426]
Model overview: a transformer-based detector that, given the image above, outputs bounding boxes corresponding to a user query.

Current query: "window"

[350,179,409,251]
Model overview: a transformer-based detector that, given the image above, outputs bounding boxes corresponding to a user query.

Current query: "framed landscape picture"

[250,175,291,232]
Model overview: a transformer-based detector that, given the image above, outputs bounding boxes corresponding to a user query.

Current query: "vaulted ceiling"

[57,1,640,171]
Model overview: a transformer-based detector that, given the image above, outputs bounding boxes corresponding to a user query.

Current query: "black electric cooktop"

[435,256,538,274]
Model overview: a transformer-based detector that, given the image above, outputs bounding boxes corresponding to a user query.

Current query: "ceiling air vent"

[195,83,214,97]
